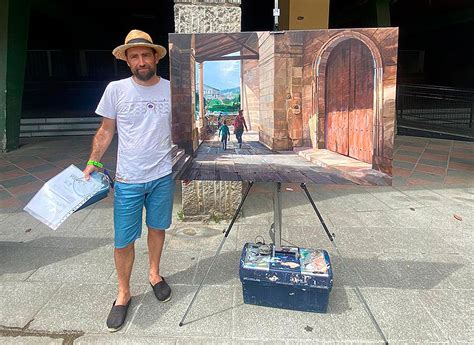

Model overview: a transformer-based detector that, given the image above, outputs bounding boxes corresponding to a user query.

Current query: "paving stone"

[0,165,17,173]
[361,288,447,342]
[357,210,398,228]
[167,224,237,252]
[384,208,434,228]
[409,172,446,184]
[418,159,448,167]
[0,211,51,242]
[417,289,473,342]
[425,254,473,290]
[26,245,115,283]
[425,148,450,155]
[393,161,415,170]
[446,168,474,178]
[0,281,61,328]
[391,175,408,187]
[394,150,421,158]
[393,186,445,206]
[326,253,366,289]
[281,192,317,215]
[443,228,474,257]
[281,211,335,231]
[176,339,232,344]
[236,224,278,249]
[449,156,474,165]
[30,283,147,333]
[429,186,474,206]
[240,194,273,221]
[75,335,177,344]
[194,250,241,286]
[5,179,44,197]
[0,169,29,182]
[368,226,458,254]
[368,187,423,209]
[282,224,328,248]
[327,212,365,228]
[80,205,114,229]
[127,285,234,338]
[0,135,473,342]
[24,163,58,174]
[345,194,391,212]
[320,227,384,254]
[415,204,472,231]
[0,225,43,246]
[330,287,385,342]
[357,252,458,290]
[0,211,11,223]
[0,336,63,344]
[0,189,12,200]
[1,175,39,188]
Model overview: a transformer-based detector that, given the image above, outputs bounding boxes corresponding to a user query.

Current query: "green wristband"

[87,160,103,168]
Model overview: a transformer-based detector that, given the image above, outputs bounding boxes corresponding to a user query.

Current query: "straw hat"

[112,29,167,61]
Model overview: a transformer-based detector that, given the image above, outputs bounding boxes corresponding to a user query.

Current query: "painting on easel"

[170,28,398,185]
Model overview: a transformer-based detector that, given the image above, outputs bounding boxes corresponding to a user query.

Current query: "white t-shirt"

[96,77,172,184]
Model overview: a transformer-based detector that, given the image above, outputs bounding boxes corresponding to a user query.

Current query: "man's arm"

[243,117,248,131]
[83,117,116,180]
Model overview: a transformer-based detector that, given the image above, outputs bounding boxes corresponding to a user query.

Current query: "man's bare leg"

[148,228,166,285]
[114,243,134,305]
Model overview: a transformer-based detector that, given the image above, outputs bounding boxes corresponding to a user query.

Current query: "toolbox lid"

[239,243,333,288]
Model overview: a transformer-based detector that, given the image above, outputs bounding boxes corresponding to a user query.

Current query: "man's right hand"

[83,164,98,181]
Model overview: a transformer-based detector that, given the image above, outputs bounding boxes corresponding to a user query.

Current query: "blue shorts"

[113,173,175,248]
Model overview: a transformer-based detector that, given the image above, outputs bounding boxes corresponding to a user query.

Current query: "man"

[83,29,174,332]
[233,109,248,148]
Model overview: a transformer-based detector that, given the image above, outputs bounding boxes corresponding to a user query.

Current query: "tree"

[207,99,222,107]
[232,94,240,104]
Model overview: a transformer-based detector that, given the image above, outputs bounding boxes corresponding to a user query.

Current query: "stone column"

[174,0,243,221]
[198,62,204,124]
[174,0,241,34]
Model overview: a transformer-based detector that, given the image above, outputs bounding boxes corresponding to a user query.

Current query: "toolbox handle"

[274,249,299,258]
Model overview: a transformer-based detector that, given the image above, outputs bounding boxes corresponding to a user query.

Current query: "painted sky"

[196,59,241,90]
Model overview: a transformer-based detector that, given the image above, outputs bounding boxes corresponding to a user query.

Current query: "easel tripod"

[178,181,336,326]
[178,181,388,345]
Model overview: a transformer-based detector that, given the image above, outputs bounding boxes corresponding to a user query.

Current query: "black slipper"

[106,298,131,332]
[150,277,172,302]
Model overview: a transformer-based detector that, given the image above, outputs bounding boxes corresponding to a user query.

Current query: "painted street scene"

[170,28,398,185]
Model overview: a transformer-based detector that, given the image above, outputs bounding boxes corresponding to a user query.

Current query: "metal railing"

[397,84,474,138]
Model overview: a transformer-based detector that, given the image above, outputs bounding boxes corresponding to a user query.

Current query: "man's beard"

[132,66,156,81]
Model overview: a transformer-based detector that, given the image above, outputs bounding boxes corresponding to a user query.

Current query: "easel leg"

[300,183,334,242]
[273,182,282,250]
[179,181,254,326]
[300,182,388,344]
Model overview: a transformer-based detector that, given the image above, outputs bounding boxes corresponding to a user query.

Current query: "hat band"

[126,38,153,44]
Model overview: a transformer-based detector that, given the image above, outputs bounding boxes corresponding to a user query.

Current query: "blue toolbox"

[239,242,333,313]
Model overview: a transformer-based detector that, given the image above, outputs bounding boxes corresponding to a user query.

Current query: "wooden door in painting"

[325,39,374,163]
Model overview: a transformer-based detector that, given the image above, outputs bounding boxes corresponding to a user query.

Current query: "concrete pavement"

[0,135,472,344]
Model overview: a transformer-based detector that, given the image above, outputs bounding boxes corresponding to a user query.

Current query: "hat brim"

[112,42,167,61]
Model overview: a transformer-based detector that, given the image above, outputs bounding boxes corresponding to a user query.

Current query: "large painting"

[169,28,398,185]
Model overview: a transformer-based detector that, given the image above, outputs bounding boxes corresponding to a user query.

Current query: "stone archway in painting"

[312,32,383,166]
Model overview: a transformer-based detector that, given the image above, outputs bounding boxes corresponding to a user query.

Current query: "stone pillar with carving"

[174,0,243,221]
